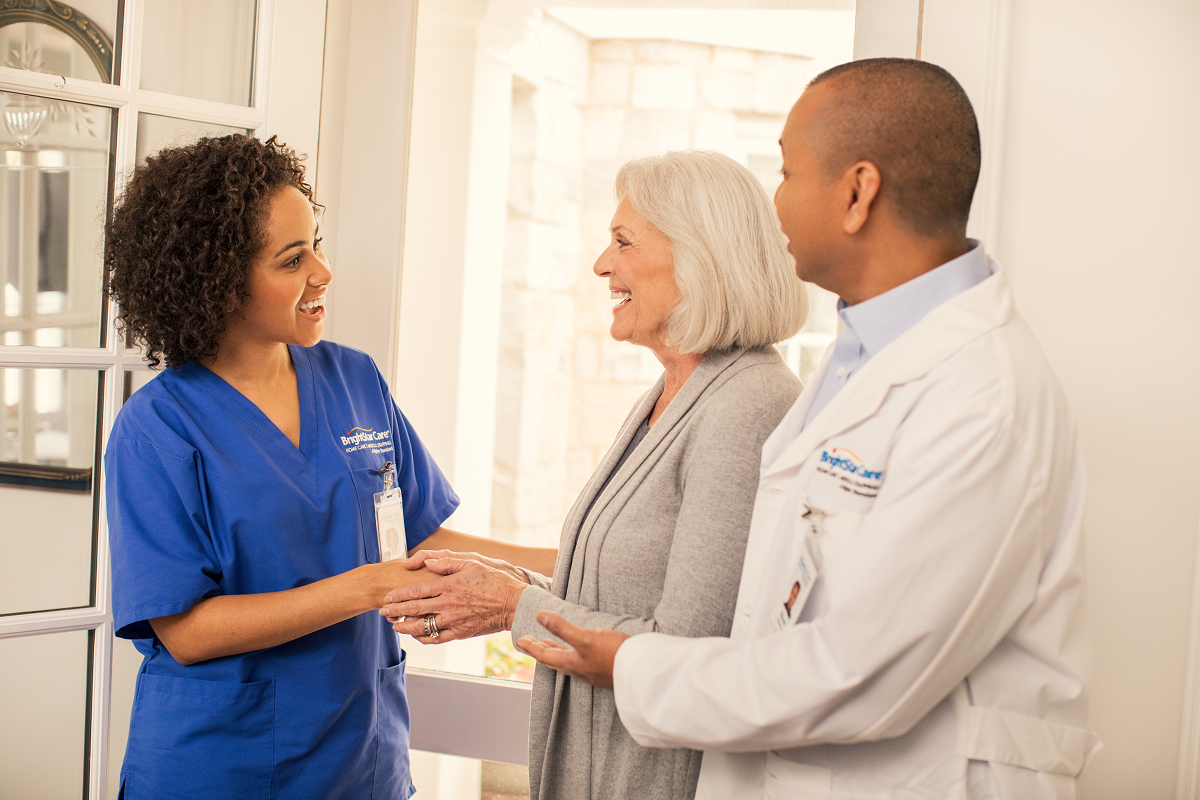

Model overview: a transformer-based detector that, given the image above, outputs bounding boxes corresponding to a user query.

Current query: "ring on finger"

[423,615,440,639]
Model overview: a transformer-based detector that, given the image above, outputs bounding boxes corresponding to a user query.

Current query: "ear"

[841,161,881,235]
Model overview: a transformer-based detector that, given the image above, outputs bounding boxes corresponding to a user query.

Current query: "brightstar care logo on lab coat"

[341,426,394,456]
[817,447,884,499]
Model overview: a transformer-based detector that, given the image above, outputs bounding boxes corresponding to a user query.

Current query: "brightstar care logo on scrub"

[817,447,884,499]
[341,426,394,456]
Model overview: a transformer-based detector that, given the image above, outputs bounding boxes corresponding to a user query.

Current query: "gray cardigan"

[512,346,802,800]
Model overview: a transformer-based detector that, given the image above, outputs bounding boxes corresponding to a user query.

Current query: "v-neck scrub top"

[106,341,459,799]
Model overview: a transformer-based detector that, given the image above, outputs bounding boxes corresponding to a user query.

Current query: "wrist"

[352,562,386,614]
[504,582,528,631]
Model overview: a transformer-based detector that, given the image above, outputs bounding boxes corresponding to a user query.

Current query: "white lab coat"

[612,259,1100,799]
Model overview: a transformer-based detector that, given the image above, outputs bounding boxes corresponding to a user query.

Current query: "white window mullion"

[252,0,277,134]
[88,362,126,800]
[135,90,264,130]
[0,66,130,108]
[0,346,128,369]
[87,620,114,800]
[0,608,108,639]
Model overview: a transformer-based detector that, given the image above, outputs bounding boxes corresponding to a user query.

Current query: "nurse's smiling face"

[226,185,332,350]
[593,196,678,354]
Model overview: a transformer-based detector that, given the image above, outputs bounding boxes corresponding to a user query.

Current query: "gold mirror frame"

[0,0,114,83]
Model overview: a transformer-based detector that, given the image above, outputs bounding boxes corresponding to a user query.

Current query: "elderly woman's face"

[593,197,678,352]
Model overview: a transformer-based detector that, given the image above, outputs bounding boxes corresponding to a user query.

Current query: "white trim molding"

[848,0,1015,250]
[918,0,1015,249]
[1177,511,1200,799]
[406,668,533,765]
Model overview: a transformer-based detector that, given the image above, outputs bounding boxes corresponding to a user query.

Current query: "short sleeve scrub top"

[106,341,459,799]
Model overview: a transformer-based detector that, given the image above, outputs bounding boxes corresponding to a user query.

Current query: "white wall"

[994,1,1200,796]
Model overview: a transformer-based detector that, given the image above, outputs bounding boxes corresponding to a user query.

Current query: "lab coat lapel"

[760,260,1014,482]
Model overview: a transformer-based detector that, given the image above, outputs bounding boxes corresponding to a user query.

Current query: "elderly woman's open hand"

[382,552,530,644]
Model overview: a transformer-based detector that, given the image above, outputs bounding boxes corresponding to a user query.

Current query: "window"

[0,2,301,795]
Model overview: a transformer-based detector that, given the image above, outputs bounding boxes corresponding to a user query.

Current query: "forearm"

[151,562,435,665]
[416,527,557,576]
[512,586,656,644]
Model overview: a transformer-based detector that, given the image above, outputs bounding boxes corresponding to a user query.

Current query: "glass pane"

[411,751,530,800]
[1,92,112,349]
[135,112,249,165]
[0,1,120,84]
[122,367,157,403]
[778,280,839,386]
[140,0,256,106]
[0,368,99,615]
[0,629,89,798]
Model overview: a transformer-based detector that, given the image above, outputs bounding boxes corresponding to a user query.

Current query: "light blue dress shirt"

[803,242,992,428]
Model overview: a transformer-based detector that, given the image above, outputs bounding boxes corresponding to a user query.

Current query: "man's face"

[774,86,842,289]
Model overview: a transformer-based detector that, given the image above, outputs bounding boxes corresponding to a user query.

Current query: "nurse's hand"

[515,612,629,689]
[381,557,528,644]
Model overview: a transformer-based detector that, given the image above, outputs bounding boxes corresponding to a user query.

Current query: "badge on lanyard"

[772,506,821,631]
[374,461,406,562]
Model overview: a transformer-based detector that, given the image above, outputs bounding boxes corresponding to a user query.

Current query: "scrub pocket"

[372,653,415,800]
[350,466,387,562]
[122,673,274,800]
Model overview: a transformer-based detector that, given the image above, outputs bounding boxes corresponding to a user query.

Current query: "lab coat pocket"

[372,656,413,799]
[765,753,888,799]
[350,466,386,562]
[123,673,274,799]
[803,506,868,569]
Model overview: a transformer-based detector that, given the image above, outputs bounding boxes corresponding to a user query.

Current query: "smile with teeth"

[610,290,631,309]
[298,295,326,312]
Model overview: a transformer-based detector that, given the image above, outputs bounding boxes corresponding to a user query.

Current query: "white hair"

[614,151,808,354]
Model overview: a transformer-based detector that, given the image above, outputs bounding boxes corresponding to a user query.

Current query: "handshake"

[376,550,628,688]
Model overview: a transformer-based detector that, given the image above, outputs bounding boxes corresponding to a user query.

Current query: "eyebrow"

[611,225,631,235]
[273,240,308,258]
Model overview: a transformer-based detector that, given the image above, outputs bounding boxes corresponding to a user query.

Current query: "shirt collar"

[837,241,992,357]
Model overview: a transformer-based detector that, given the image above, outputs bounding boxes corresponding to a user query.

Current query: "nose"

[593,243,614,278]
[311,250,334,289]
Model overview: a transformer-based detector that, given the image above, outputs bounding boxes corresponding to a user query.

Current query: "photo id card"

[773,536,818,631]
[374,488,406,562]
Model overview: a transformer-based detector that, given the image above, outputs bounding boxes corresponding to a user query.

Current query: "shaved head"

[805,58,981,237]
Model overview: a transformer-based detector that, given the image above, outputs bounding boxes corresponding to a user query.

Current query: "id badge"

[373,461,406,562]
[375,489,406,562]
[772,514,820,631]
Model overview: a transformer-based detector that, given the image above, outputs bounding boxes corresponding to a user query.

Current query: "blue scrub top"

[106,342,459,799]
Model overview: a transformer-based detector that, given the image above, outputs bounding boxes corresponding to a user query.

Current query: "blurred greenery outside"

[484,632,536,683]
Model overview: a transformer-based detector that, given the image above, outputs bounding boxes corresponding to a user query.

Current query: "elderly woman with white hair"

[382,150,807,800]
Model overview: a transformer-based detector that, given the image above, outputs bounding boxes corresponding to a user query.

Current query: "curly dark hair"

[104,134,317,368]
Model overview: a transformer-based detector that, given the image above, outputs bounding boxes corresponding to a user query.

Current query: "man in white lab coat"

[518,58,1099,799]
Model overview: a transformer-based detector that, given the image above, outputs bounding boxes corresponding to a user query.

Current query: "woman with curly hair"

[104,134,553,799]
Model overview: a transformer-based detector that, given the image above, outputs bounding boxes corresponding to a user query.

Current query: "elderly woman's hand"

[381,554,530,644]
[402,548,533,585]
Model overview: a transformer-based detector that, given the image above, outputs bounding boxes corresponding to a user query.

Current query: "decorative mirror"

[0,0,114,83]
